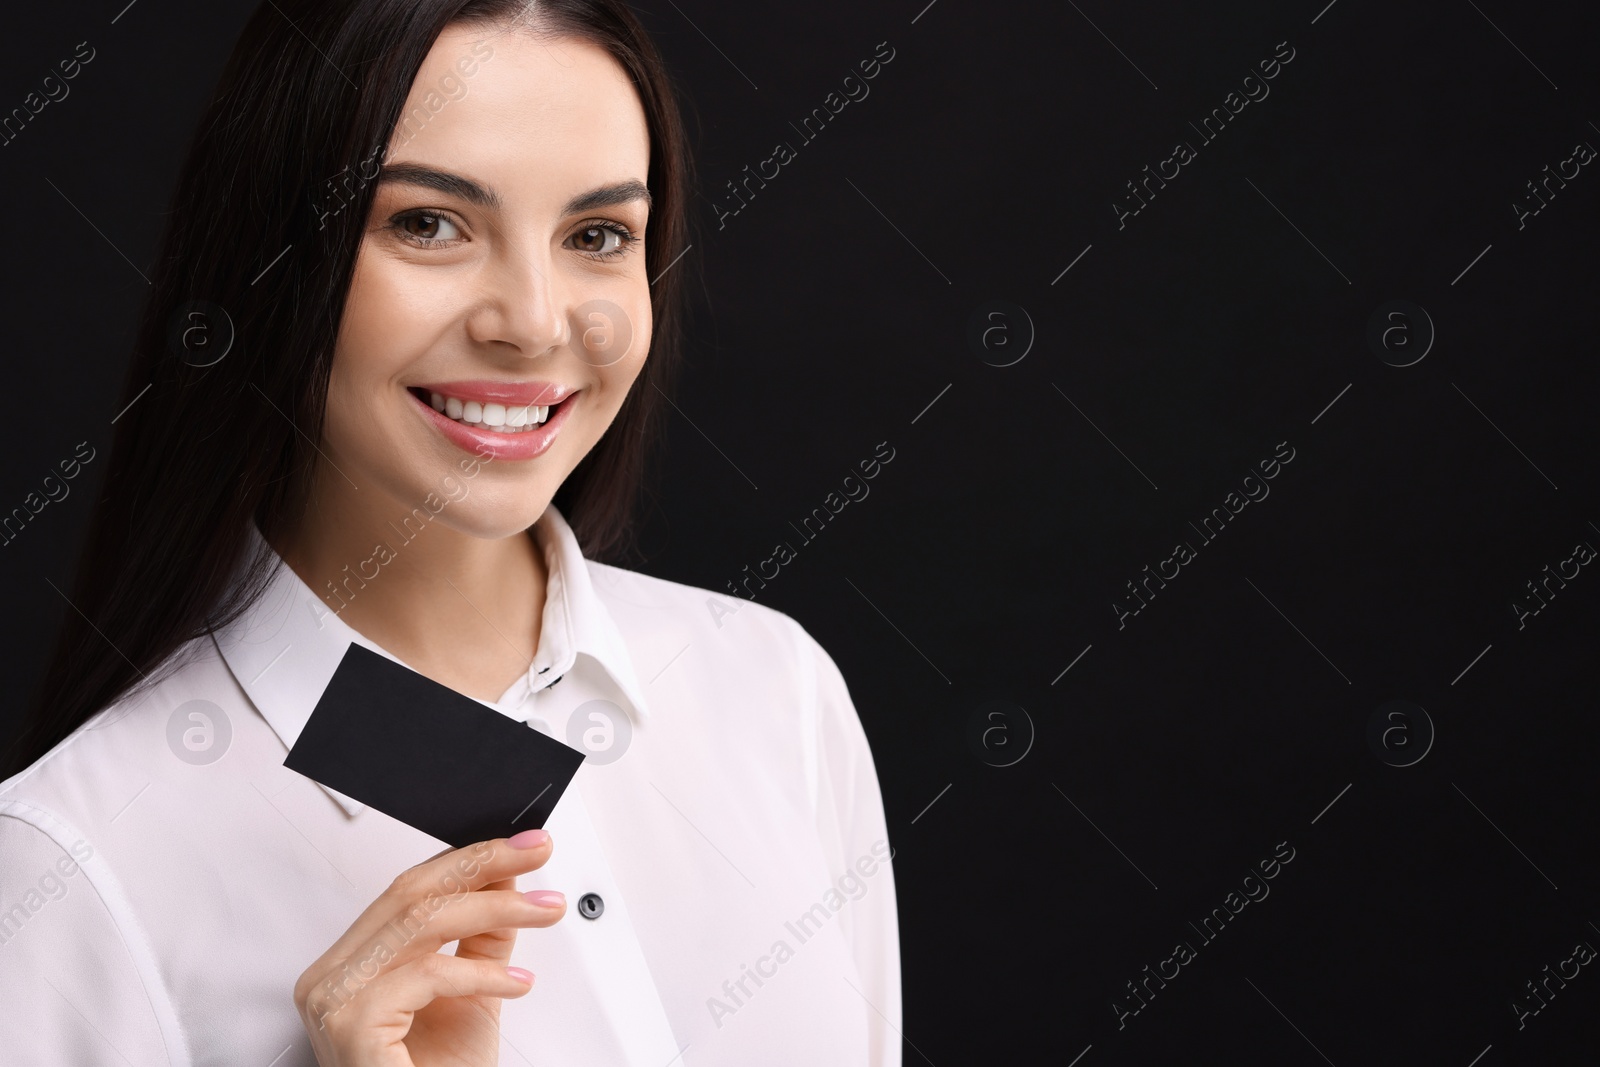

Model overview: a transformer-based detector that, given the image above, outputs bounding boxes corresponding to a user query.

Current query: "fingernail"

[524,890,565,908]
[506,966,535,984]
[508,828,549,849]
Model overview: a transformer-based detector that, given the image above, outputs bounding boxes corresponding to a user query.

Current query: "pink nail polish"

[524,890,565,908]
[506,967,535,984]
[508,828,549,849]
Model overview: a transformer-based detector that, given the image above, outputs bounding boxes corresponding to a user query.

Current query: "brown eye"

[572,223,626,256]
[392,211,461,243]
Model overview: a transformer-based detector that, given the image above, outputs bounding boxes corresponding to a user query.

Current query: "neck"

[270,469,548,703]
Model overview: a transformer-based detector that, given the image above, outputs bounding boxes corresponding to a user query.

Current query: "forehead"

[390,25,650,203]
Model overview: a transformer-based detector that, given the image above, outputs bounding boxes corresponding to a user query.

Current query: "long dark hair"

[3,0,697,780]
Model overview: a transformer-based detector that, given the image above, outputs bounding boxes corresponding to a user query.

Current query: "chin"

[432,500,554,541]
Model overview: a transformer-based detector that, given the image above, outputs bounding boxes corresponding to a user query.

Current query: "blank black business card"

[284,643,585,848]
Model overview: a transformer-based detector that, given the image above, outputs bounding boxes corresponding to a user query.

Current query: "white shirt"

[0,503,900,1066]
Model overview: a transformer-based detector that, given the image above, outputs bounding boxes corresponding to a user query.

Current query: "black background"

[4,1,1598,1062]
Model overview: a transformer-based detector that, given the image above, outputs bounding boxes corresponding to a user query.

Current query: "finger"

[305,834,555,979]
[456,878,565,966]
[307,952,534,1038]
[324,887,564,987]
[378,952,535,1015]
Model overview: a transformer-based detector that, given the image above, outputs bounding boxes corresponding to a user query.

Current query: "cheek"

[567,282,651,423]
[597,298,652,393]
[339,257,418,366]
[573,287,650,375]
[595,310,649,412]
[331,255,443,410]
[325,357,381,443]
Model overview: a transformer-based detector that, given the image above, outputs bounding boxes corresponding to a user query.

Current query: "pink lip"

[409,387,577,461]
[415,379,574,406]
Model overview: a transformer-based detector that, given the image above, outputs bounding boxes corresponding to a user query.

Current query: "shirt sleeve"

[797,623,903,1067]
[0,813,178,1066]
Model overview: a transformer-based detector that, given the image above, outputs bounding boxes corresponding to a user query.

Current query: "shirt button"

[577,892,604,920]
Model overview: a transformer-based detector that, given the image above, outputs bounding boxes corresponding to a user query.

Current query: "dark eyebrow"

[560,179,652,216]
[376,163,651,216]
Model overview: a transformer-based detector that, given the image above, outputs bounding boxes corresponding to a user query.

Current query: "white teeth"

[423,390,556,431]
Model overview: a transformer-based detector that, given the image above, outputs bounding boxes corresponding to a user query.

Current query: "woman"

[0,2,900,1064]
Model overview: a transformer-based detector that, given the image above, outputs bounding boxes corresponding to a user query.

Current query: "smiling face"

[321,23,653,539]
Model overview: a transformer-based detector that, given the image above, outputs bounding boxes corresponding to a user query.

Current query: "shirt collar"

[211,502,653,818]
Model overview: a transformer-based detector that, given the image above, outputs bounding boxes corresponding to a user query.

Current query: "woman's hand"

[294,828,565,1066]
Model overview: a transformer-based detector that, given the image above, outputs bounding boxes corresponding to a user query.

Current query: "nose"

[466,245,571,358]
